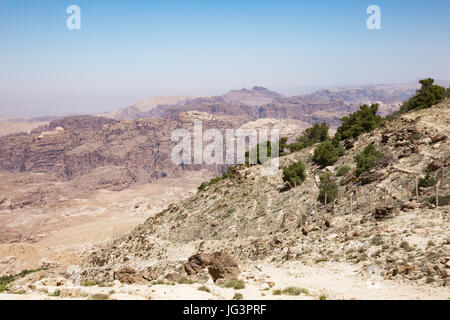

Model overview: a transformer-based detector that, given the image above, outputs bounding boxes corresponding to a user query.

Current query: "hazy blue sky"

[1,0,449,117]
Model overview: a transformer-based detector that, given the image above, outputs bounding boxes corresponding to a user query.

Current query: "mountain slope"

[80,99,450,287]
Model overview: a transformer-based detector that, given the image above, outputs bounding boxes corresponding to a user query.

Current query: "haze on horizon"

[0,0,450,118]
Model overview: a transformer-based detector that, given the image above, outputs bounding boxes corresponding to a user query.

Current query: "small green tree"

[282,161,306,188]
[313,141,340,166]
[336,165,351,177]
[245,138,288,165]
[355,144,383,176]
[197,166,236,191]
[336,104,383,140]
[399,78,447,113]
[318,172,338,204]
[288,123,329,152]
[418,173,437,188]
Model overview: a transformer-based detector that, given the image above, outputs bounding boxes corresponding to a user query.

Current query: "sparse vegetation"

[11,289,26,295]
[82,280,98,287]
[336,165,351,177]
[288,123,329,152]
[0,268,46,293]
[425,276,435,284]
[246,138,288,165]
[233,292,244,300]
[88,293,110,300]
[336,104,383,140]
[282,160,307,189]
[223,279,245,290]
[273,287,310,296]
[355,144,383,176]
[313,141,340,166]
[318,172,338,204]
[49,289,61,297]
[397,78,448,114]
[178,277,195,284]
[428,194,450,206]
[418,173,437,188]
[272,289,282,295]
[198,166,237,191]
[197,285,211,293]
[319,295,327,300]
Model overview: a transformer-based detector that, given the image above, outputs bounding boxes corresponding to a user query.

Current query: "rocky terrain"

[76,98,450,288]
[2,98,447,300]
[0,84,449,300]
[0,110,309,275]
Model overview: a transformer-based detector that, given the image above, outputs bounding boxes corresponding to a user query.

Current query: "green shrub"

[272,289,282,295]
[82,280,97,287]
[398,78,447,114]
[336,165,351,177]
[282,161,307,188]
[418,173,437,188]
[233,293,244,300]
[313,141,340,166]
[278,137,288,156]
[288,123,329,152]
[246,138,288,165]
[0,268,45,293]
[336,104,383,140]
[428,194,450,206]
[318,173,338,204]
[0,276,13,293]
[198,166,237,191]
[197,286,211,293]
[49,289,61,297]
[282,287,309,296]
[272,287,309,296]
[355,144,384,176]
[223,279,245,290]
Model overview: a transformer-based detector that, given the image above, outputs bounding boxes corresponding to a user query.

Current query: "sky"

[0,0,449,118]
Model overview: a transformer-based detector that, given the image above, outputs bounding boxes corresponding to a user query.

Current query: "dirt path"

[1,260,448,300]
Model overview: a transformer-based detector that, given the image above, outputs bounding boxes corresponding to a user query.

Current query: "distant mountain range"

[100,81,450,125]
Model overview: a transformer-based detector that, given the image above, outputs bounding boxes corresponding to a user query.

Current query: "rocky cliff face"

[0,114,242,187]
[81,99,450,287]
[148,96,350,129]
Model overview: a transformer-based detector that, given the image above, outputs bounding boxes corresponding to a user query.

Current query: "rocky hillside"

[80,99,450,287]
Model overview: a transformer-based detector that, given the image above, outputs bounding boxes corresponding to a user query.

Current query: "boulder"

[183,253,213,275]
[183,252,239,282]
[359,170,385,185]
[207,253,240,282]
[39,259,61,269]
[165,272,183,283]
[427,159,443,172]
[373,205,396,220]
[113,266,142,284]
